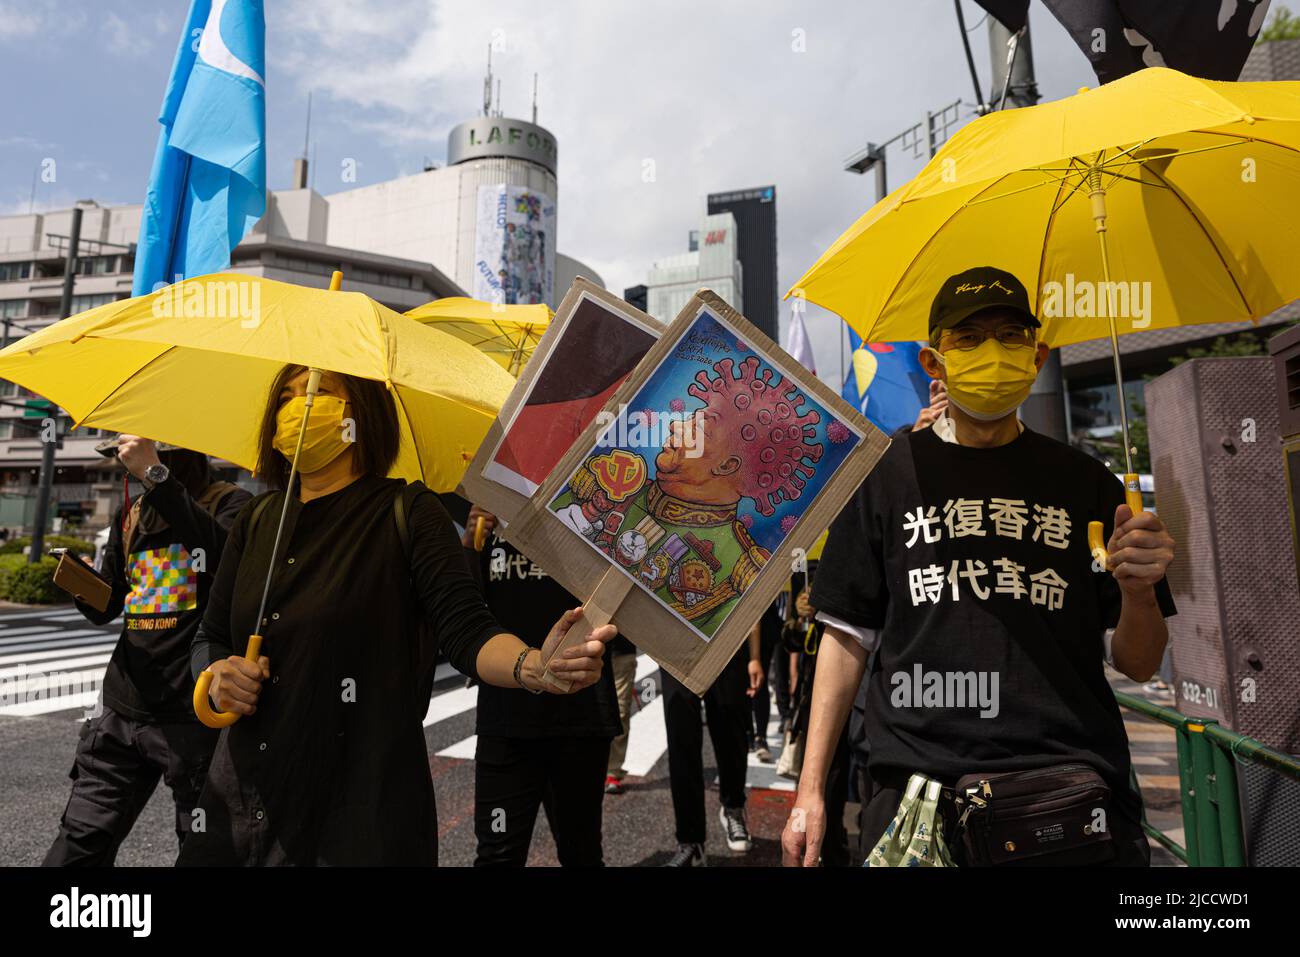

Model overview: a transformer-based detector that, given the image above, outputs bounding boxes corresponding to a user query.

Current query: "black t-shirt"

[467,534,621,739]
[76,477,250,722]
[811,425,1176,809]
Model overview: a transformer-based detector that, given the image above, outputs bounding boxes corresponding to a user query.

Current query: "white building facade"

[645,212,743,324]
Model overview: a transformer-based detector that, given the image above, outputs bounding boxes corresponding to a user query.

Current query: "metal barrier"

[1116,690,1300,866]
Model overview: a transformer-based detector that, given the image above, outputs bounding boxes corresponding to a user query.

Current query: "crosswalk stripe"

[438,735,478,759]
[622,694,667,778]
[421,683,478,728]
[0,637,115,661]
[0,633,118,655]
[0,625,113,645]
[0,666,103,717]
[0,689,99,717]
[0,625,94,640]
[38,610,90,622]
[0,609,92,622]
[0,642,113,670]
[0,627,106,645]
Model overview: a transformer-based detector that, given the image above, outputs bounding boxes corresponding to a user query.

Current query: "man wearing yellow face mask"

[783,266,1178,869]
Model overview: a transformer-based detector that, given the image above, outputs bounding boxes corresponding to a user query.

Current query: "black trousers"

[662,649,749,845]
[750,630,782,744]
[43,706,218,866]
[770,641,792,724]
[473,734,611,867]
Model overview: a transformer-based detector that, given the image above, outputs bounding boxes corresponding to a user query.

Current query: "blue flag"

[840,329,931,435]
[133,0,266,296]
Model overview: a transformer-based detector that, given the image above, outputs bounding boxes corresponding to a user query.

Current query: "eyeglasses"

[939,325,1036,351]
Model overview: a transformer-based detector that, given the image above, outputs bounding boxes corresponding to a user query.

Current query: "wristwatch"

[143,462,170,488]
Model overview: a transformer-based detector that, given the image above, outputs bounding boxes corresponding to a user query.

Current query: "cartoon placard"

[459,278,664,528]
[548,306,861,641]
[512,289,889,694]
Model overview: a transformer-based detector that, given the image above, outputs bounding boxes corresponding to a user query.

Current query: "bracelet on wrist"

[513,647,544,694]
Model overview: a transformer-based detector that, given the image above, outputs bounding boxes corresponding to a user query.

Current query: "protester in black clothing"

[785,582,850,867]
[462,505,621,866]
[749,601,784,761]
[662,626,763,867]
[44,437,250,866]
[783,267,1177,868]
[605,632,639,794]
[182,366,615,866]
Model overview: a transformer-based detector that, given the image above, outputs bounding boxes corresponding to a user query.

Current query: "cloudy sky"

[0,0,1115,386]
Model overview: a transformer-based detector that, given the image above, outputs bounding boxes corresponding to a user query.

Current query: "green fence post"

[1187,721,1224,867]
[1209,738,1246,866]
[1174,722,1200,866]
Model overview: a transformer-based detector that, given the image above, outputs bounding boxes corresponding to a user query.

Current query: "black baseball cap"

[928,266,1039,339]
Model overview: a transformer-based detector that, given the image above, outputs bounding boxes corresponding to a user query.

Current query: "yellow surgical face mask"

[272,395,351,473]
[928,339,1039,421]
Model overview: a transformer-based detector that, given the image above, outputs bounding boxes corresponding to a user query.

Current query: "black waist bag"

[952,764,1116,867]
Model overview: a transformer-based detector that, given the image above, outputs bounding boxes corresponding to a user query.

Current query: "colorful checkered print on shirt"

[124,543,198,614]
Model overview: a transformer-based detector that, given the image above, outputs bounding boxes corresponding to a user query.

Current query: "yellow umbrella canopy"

[790,67,1300,562]
[791,67,1300,349]
[404,297,552,376]
[0,273,515,492]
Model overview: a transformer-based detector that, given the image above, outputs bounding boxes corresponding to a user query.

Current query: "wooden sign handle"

[540,567,633,692]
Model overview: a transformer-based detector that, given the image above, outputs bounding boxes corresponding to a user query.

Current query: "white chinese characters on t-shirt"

[903,497,1072,610]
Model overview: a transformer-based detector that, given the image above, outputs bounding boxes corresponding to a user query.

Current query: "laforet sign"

[447,118,557,175]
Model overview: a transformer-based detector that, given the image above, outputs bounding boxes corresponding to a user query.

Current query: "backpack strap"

[246,491,281,547]
[195,480,242,513]
[120,499,143,569]
[392,480,435,572]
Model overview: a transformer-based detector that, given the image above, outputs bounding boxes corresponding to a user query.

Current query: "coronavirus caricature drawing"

[550,305,861,640]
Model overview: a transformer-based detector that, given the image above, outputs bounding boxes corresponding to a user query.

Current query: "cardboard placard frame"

[498,287,890,694]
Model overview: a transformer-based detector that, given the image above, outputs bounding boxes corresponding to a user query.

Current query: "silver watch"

[144,462,170,487]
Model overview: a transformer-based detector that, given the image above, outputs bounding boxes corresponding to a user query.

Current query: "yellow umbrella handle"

[1087,473,1144,567]
[193,633,263,729]
[472,515,487,551]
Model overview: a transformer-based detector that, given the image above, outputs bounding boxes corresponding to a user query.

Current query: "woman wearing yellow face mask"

[180,364,616,866]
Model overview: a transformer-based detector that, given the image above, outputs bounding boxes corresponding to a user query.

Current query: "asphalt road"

[0,602,808,867]
[0,603,1179,867]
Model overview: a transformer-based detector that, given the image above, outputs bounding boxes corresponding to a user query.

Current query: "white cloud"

[0,2,42,39]
[270,0,1096,386]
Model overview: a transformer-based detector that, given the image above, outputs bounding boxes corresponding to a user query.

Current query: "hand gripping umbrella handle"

[1087,474,1144,567]
[193,634,263,729]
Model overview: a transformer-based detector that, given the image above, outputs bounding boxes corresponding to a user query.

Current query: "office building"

[644,212,743,324]
[707,186,777,339]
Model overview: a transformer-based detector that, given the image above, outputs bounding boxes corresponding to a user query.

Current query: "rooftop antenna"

[532,73,538,124]
[495,78,502,117]
[302,90,313,159]
[483,45,493,117]
[292,90,313,189]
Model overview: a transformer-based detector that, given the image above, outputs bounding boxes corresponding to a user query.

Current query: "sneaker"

[604,775,625,795]
[719,806,752,852]
[754,742,773,763]
[664,842,706,867]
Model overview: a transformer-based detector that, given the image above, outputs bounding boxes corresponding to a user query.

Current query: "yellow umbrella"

[404,297,552,376]
[789,67,1300,561]
[0,271,515,727]
[405,297,551,549]
[0,273,515,494]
